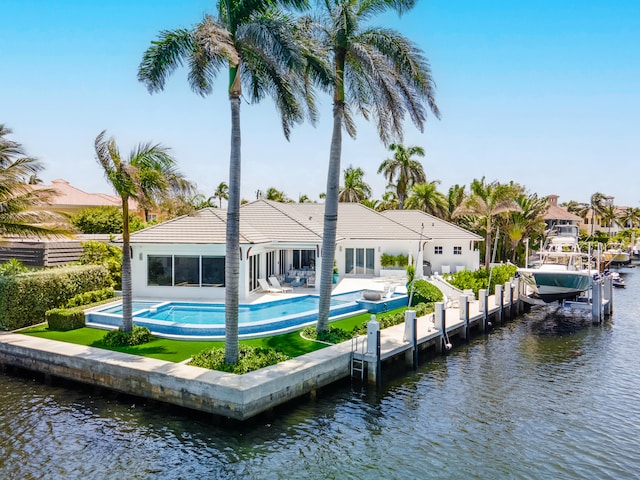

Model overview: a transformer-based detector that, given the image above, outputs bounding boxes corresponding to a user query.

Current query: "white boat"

[631,240,640,260]
[518,225,594,302]
[602,243,631,266]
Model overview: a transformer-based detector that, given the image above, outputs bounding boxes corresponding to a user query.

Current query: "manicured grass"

[19,307,407,364]
[20,324,327,363]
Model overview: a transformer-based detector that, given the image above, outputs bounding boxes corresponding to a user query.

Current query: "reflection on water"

[1,268,640,478]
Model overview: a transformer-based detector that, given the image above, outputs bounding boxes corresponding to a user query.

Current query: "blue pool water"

[85,291,408,338]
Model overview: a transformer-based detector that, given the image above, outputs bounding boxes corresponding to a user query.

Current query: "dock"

[0,276,613,421]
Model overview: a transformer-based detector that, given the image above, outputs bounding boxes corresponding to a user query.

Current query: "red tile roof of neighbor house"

[30,179,138,210]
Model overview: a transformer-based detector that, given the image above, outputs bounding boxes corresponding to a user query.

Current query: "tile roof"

[129,200,478,245]
[381,210,483,241]
[30,179,138,210]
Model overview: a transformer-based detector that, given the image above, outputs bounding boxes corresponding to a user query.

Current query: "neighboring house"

[545,195,583,230]
[128,200,481,301]
[30,178,141,217]
[0,179,133,267]
[381,210,482,276]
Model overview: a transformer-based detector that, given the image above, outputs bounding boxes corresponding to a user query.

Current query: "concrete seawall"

[0,332,352,421]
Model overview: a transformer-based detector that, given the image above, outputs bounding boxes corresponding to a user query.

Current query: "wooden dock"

[352,275,613,384]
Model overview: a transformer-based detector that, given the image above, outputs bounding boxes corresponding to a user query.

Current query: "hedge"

[46,293,121,331]
[0,264,111,330]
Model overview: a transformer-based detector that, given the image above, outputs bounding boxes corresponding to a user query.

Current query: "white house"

[128,200,481,301]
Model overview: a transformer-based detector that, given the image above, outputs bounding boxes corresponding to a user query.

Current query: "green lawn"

[19,307,407,363]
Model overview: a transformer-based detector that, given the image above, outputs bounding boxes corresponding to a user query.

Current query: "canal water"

[2,270,639,479]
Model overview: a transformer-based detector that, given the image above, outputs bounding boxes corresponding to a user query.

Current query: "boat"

[604,270,625,288]
[631,239,640,260]
[602,243,631,266]
[517,225,595,302]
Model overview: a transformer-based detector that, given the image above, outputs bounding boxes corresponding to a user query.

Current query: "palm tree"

[504,193,547,263]
[308,0,439,332]
[298,193,313,203]
[453,178,521,269]
[95,130,182,333]
[600,204,619,237]
[265,187,288,202]
[0,125,67,237]
[619,207,640,229]
[405,180,447,217]
[210,181,229,208]
[589,192,608,237]
[379,190,399,211]
[378,144,427,209]
[338,165,371,202]
[360,198,380,211]
[446,184,466,222]
[138,4,318,363]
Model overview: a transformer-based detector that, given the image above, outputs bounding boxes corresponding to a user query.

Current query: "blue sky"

[2,0,639,207]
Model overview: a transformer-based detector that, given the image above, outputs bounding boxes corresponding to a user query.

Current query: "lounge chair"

[306,275,316,288]
[269,276,293,293]
[258,278,282,293]
[441,265,451,274]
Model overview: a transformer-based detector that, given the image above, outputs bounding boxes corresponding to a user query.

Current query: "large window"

[175,256,199,286]
[202,257,225,286]
[292,249,316,270]
[345,248,375,275]
[147,255,224,287]
[148,256,172,286]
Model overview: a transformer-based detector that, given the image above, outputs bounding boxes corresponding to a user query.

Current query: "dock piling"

[460,295,470,341]
[434,301,445,353]
[495,284,504,326]
[479,289,489,332]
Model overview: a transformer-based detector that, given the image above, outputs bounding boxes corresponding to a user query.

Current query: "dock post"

[514,277,522,315]
[404,310,418,368]
[434,301,445,353]
[591,280,602,324]
[460,295,470,341]
[366,318,380,385]
[495,284,504,326]
[479,289,488,332]
[603,275,613,316]
[505,280,515,320]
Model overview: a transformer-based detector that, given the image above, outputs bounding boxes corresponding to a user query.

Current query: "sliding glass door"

[344,248,375,275]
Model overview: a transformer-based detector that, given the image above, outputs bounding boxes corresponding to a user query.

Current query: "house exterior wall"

[131,243,233,302]
[424,238,480,275]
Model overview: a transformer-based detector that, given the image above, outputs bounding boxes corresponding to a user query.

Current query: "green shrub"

[71,206,147,234]
[380,253,396,267]
[188,344,290,374]
[0,264,111,330]
[304,303,435,343]
[0,258,27,277]
[395,254,409,267]
[45,306,86,331]
[65,287,116,308]
[446,264,517,296]
[77,240,123,289]
[102,326,153,347]
[409,279,444,306]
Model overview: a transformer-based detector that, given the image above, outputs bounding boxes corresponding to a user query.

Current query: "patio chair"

[269,276,293,293]
[258,278,282,293]
[306,275,316,288]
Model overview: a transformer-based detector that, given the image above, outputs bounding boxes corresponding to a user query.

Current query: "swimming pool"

[85,291,407,339]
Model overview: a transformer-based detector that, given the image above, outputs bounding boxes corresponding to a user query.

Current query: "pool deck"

[1,276,598,421]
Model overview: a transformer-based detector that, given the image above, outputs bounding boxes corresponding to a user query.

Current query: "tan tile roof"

[544,204,583,222]
[128,201,478,245]
[130,208,269,244]
[381,210,483,241]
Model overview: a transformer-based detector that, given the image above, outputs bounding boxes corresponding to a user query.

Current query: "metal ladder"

[350,336,365,380]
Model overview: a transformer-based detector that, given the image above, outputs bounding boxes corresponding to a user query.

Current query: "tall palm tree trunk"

[225,94,241,364]
[484,218,492,270]
[121,199,133,333]
[318,102,344,332]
